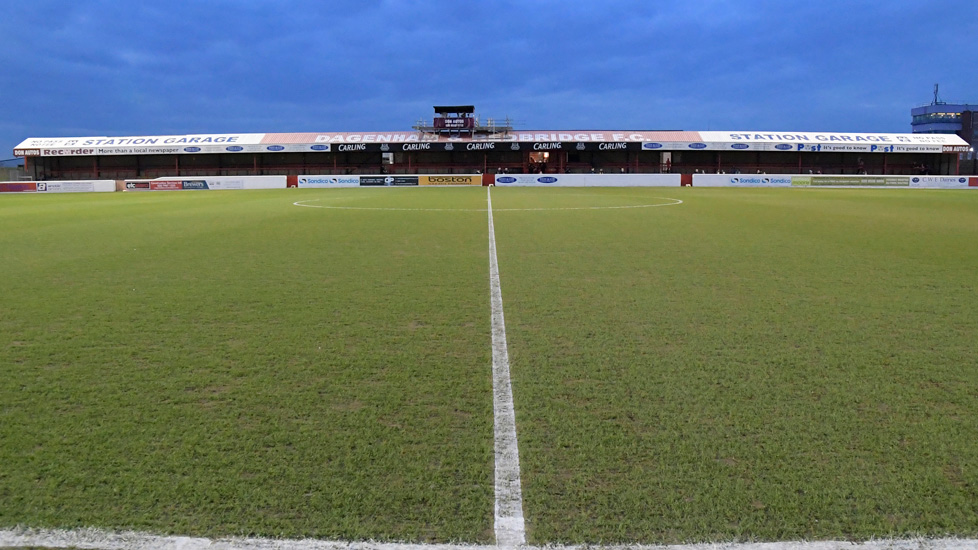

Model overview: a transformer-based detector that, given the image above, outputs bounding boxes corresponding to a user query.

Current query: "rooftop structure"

[412,105,513,137]
[911,86,976,171]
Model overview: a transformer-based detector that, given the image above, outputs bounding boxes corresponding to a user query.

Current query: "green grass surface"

[2,187,978,545]
[493,188,978,543]
[0,189,494,542]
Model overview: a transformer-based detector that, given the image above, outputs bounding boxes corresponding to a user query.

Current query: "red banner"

[0,182,37,193]
[149,180,183,190]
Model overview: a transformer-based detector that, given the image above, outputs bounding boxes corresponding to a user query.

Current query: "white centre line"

[487,186,527,547]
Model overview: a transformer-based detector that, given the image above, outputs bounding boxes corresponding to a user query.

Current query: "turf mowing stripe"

[3,528,978,550]
[292,197,684,212]
[487,186,527,547]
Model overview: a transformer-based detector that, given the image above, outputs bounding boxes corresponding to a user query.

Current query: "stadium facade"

[13,108,973,181]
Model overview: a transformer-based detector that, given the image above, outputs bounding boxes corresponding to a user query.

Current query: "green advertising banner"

[804,176,909,187]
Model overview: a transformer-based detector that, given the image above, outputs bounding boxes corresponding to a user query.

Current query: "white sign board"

[492,174,681,187]
[297,175,362,188]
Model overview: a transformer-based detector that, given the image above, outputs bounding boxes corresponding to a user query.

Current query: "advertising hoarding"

[492,174,680,187]
[433,118,475,130]
[693,174,978,188]
[419,175,481,186]
[0,180,114,193]
[0,182,37,193]
[692,175,795,187]
[298,176,361,188]
[908,176,971,188]
[125,176,286,191]
[359,176,418,186]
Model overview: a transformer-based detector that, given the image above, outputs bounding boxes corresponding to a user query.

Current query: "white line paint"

[487,186,527,547]
[3,528,978,550]
[292,198,683,211]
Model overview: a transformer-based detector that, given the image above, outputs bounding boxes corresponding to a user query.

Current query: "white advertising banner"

[0,180,116,193]
[696,131,969,153]
[493,174,680,187]
[36,180,115,193]
[14,135,332,156]
[694,174,912,187]
[693,174,976,188]
[195,176,285,190]
[124,176,286,191]
[297,175,362,188]
[909,176,972,188]
[14,134,265,156]
[92,143,330,156]
[645,141,948,153]
[692,175,796,187]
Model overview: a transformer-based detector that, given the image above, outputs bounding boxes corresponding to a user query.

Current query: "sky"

[2,0,977,160]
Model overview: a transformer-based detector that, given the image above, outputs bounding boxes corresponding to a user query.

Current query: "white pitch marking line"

[3,528,978,550]
[487,186,527,548]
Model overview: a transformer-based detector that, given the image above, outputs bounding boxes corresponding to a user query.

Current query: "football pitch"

[1,187,977,547]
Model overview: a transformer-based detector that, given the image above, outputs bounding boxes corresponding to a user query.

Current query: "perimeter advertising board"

[694,174,910,187]
[794,176,909,187]
[692,175,795,187]
[124,176,286,191]
[297,175,481,187]
[0,180,114,193]
[492,174,680,187]
[360,176,418,186]
[298,176,361,187]
[419,175,481,185]
[908,176,972,188]
[0,182,37,192]
[692,174,977,188]
[37,181,115,193]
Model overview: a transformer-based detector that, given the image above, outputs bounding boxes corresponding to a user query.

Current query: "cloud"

[2,0,978,154]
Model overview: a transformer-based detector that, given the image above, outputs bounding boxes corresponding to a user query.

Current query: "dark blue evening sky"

[2,0,976,157]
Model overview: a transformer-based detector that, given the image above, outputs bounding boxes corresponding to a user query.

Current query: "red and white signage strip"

[15,129,970,157]
[696,131,969,153]
[14,134,265,157]
[264,130,702,144]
